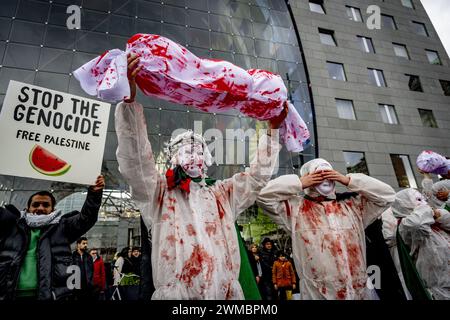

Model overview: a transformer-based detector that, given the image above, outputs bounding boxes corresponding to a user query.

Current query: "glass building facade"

[0,0,316,247]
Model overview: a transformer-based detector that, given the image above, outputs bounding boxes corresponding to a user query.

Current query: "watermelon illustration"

[29,144,71,176]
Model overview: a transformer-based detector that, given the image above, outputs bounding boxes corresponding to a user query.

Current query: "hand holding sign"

[0,81,110,185]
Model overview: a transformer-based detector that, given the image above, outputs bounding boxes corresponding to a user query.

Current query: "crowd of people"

[0,54,448,301]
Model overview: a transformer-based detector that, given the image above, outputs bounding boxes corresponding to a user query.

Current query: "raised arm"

[216,105,289,219]
[257,172,324,230]
[64,176,104,243]
[345,173,396,227]
[398,205,435,248]
[115,101,163,227]
[115,54,163,228]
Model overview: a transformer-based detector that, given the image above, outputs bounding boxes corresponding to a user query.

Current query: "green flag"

[396,227,432,300]
[236,224,262,300]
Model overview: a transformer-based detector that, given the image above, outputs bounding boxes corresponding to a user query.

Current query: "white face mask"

[176,144,205,178]
[313,163,335,196]
[315,179,336,196]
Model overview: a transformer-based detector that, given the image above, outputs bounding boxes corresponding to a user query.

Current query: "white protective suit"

[381,208,412,299]
[115,101,281,300]
[390,188,450,300]
[421,177,450,209]
[256,159,395,300]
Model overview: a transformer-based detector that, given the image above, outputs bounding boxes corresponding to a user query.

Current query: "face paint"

[176,143,205,178]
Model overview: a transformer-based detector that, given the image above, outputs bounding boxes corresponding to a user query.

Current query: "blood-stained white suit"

[115,101,281,300]
[256,159,395,300]
[390,189,450,300]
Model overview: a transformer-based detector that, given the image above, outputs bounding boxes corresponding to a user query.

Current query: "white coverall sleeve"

[399,205,435,246]
[381,208,398,248]
[113,258,124,286]
[256,174,303,231]
[115,101,163,228]
[346,173,396,228]
[219,134,281,220]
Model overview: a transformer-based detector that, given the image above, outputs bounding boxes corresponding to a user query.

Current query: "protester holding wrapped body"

[257,159,395,300]
[114,54,286,300]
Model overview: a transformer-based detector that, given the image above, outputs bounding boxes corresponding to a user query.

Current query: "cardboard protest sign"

[0,80,111,185]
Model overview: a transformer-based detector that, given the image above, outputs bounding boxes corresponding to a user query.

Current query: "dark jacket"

[0,188,102,300]
[139,217,154,300]
[72,250,94,291]
[259,248,278,282]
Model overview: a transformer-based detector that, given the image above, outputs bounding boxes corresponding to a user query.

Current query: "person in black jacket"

[259,238,278,300]
[0,175,104,300]
[72,237,94,300]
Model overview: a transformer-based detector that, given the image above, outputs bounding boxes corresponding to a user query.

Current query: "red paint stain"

[216,199,225,219]
[301,199,321,229]
[95,50,109,66]
[150,43,173,60]
[178,245,214,288]
[328,238,343,257]
[321,287,327,295]
[166,234,176,244]
[325,201,343,216]
[346,242,362,276]
[187,224,197,236]
[161,249,170,261]
[161,213,170,221]
[301,235,311,244]
[260,88,280,96]
[337,287,347,300]
[205,223,217,236]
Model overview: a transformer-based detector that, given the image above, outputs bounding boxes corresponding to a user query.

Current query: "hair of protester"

[118,247,130,258]
[27,191,56,210]
[77,237,88,244]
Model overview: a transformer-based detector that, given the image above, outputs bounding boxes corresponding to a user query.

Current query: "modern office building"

[0,0,449,248]
[294,0,449,189]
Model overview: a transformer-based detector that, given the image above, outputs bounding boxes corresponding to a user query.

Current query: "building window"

[426,50,441,65]
[406,74,423,92]
[382,14,397,30]
[401,0,415,9]
[379,104,399,124]
[357,36,375,53]
[309,0,325,14]
[412,21,428,36]
[390,154,417,188]
[418,109,438,128]
[336,99,356,120]
[393,43,409,59]
[439,80,450,96]
[327,62,346,81]
[343,151,369,175]
[368,68,387,87]
[346,6,363,22]
[319,28,336,46]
